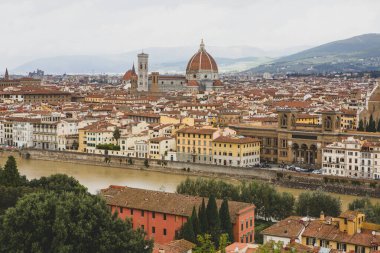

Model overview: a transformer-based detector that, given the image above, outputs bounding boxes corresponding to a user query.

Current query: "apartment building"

[322,137,380,179]
[212,136,260,167]
[176,127,220,164]
[147,137,176,160]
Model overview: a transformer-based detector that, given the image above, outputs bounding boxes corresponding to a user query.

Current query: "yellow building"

[176,127,218,164]
[296,114,320,125]
[212,136,260,167]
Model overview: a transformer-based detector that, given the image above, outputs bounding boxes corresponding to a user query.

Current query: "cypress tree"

[181,218,196,243]
[358,119,364,131]
[219,199,234,242]
[369,115,376,132]
[366,122,370,132]
[0,156,25,187]
[191,206,201,236]
[206,195,221,244]
[377,119,380,132]
[198,198,208,233]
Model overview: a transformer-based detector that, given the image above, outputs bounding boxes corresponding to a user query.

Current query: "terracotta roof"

[153,239,196,253]
[100,186,254,223]
[186,40,218,73]
[261,216,307,239]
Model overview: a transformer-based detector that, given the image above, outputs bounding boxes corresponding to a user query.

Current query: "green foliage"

[358,119,364,131]
[218,233,230,253]
[96,143,120,151]
[206,195,221,244]
[295,191,341,217]
[198,198,208,233]
[144,159,149,168]
[177,178,295,221]
[0,192,153,253]
[177,177,240,200]
[0,186,36,215]
[349,197,380,223]
[193,234,215,253]
[0,156,27,187]
[377,119,380,132]
[257,240,285,253]
[28,174,88,194]
[191,206,201,236]
[219,199,233,242]
[181,218,196,244]
[366,114,377,132]
[113,127,121,142]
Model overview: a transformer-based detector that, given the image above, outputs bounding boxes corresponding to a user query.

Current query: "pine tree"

[191,206,201,236]
[219,199,234,242]
[181,218,196,243]
[198,198,208,233]
[206,195,221,244]
[358,119,364,131]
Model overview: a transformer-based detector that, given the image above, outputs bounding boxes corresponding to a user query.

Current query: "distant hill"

[13,45,293,75]
[247,34,380,74]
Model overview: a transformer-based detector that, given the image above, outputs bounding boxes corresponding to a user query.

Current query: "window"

[355,245,364,253]
[152,212,155,219]
[141,225,144,230]
[241,223,243,231]
[337,243,346,251]
[152,227,156,233]
[163,214,167,220]
[119,207,123,213]
[306,237,316,246]
[320,240,329,248]
[141,210,145,217]
[131,209,134,215]
[250,219,253,227]
[163,229,167,236]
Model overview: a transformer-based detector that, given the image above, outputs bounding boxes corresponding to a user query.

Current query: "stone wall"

[21,149,380,197]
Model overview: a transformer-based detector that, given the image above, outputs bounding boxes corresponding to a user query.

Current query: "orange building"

[101,186,255,244]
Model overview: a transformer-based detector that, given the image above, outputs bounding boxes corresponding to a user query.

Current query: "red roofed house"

[101,186,255,245]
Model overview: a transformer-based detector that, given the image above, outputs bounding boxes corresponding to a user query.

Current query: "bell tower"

[4,68,9,80]
[137,52,149,92]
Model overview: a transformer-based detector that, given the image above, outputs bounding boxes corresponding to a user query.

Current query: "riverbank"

[18,149,380,198]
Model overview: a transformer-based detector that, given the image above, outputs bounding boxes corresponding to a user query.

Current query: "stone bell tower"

[137,52,149,92]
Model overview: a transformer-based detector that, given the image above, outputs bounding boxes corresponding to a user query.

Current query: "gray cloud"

[1,0,380,70]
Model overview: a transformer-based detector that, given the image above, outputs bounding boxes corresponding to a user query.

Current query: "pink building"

[101,185,255,244]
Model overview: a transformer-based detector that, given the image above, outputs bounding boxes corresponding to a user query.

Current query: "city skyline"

[1,0,380,69]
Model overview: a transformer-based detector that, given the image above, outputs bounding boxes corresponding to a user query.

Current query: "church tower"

[4,68,9,80]
[137,52,149,92]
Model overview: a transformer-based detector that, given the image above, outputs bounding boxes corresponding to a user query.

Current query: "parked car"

[312,170,322,174]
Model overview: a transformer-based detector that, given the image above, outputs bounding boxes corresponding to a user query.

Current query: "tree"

[181,218,196,244]
[0,192,153,253]
[377,119,380,132]
[369,115,376,132]
[113,127,121,143]
[349,198,380,224]
[206,195,221,244]
[295,191,341,217]
[28,174,87,194]
[358,119,364,131]
[218,233,230,253]
[191,206,201,236]
[198,198,208,233]
[0,186,35,215]
[193,234,215,253]
[0,156,27,187]
[219,199,233,242]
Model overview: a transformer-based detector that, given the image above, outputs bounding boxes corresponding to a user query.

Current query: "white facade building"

[322,137,380,179]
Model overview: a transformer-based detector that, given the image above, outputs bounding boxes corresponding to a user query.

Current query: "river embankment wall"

[20,149,380,198]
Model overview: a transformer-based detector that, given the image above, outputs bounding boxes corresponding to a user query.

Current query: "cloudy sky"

[1,0,380,70]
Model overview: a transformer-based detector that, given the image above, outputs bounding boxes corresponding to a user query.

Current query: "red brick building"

[101,185,255,244]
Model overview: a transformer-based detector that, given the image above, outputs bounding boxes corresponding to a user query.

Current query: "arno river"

[1,152,379,211]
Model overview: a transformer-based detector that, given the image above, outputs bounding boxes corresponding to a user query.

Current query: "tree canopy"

[0,192,153,253]
[295,191,341,217]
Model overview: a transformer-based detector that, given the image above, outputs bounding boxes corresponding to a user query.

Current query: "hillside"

[247,34,380,74]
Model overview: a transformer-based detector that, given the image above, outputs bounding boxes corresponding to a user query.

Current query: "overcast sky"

[1,0,380,70]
